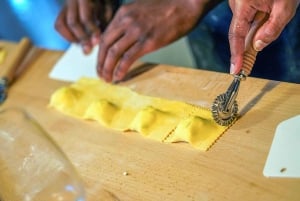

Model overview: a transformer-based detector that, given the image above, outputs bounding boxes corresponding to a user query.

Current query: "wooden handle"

[242,12,268,76]
[0,37,32,82]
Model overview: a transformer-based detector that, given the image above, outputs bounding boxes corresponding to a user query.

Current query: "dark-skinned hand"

[97,0,221,82]
[55,0,119,54]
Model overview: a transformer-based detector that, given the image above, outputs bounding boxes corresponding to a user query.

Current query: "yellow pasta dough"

[49,77,228,151]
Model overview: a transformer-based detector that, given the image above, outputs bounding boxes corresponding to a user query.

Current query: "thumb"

[253,8,293,51]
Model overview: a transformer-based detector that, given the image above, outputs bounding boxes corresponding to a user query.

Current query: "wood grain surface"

[1,40,300,201]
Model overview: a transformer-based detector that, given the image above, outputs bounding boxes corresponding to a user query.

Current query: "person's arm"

[55,0,121,54]
[228,0,300,75]
[97,0,223,82]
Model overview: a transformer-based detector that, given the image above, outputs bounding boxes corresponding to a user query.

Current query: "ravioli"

[49,77,228,151]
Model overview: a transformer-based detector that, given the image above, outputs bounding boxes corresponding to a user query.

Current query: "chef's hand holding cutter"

[212,12,269,126]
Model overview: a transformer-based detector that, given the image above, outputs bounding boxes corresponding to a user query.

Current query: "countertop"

[1,40,300,201]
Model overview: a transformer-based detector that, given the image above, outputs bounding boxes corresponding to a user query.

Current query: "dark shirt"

[187,2,300,83]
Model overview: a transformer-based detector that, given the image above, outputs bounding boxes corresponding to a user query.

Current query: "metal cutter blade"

[211,73,246,126]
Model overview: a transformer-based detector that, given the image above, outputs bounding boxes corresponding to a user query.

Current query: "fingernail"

[230,63,236,74]
[82,45,92,54]
[112,75,121,84]
[254,40,267,51]
[91,35,100,46]
[112,79,121,84]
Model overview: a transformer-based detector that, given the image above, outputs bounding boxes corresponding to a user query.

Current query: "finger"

[78,0,101,46]
[96,25,126,78]
[113,39,152,82]
[101,34,137,82]
[228,6,256,74]
[66,1,92,54]
[93,0,111,31]
[55,7,78,42]
[253,3,296,51]
[97,9,141,78]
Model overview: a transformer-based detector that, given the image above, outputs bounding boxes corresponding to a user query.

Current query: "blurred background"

[0,0,68,50]
[0,0,196,68]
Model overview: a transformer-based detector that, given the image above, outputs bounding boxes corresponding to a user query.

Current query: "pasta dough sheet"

[49,77,228,151]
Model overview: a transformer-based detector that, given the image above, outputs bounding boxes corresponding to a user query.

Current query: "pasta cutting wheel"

[211,72,245,126]
[211,12,268,126]
[212,96,237,126]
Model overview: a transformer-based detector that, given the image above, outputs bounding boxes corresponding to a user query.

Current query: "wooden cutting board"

[1,40,300,201]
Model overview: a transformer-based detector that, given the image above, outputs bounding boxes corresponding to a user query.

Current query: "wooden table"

[1,40,299,201]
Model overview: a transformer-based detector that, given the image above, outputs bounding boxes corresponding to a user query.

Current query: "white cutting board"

[49,44,99,82]
[263,115,300,178]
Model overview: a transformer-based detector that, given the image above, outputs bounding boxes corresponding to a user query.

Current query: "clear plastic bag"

[0,108,85,201]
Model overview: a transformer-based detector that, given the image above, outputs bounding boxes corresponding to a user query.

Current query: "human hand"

[97,0,220,82]
[55,0,119,54]
[228,0,300,74]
